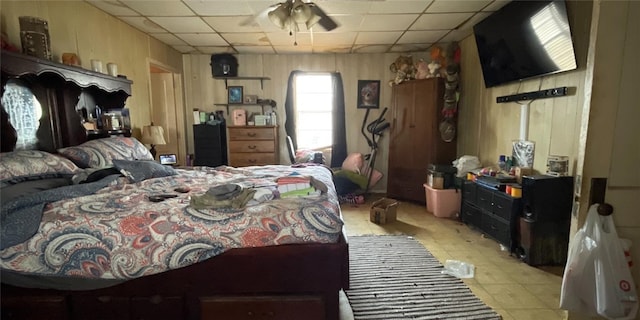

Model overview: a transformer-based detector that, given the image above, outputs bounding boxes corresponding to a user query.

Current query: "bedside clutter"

[460,173,574,266]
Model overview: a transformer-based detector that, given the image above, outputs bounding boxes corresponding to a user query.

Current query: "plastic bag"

[560,204,639,319]
[452,155,481,178]
[441,259,475,279]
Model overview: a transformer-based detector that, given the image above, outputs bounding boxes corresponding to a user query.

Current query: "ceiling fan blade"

[239,3,280,27]
[308,3,338,31]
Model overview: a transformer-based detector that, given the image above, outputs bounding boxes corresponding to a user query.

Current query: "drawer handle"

[247,132,257,137]
[248,145,257,149]
[496,204,503,209]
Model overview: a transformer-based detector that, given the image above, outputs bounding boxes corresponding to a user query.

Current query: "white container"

[90,59,103,73]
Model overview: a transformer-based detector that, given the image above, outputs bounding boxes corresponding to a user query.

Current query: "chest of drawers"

[227,126,279,167]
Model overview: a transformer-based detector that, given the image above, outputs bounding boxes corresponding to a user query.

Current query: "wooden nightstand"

[227,126,278,166]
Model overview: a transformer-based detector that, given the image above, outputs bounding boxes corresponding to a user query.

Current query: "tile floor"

[340,194,567,320]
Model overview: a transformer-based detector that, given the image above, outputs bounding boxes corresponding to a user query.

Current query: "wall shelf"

[213,76,270,89]
[215,103,273,114]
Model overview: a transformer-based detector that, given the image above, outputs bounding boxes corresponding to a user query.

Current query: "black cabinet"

[193,124,227,167]
[460,180,521,252]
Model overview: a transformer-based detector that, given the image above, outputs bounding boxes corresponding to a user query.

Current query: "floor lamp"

[141,123,166,159]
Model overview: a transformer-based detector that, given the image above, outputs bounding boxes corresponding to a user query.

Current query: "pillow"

[295,149,326,164]
[112,159,177,183]
[342,153,364,174]
[0,150,80,186]
[58,137,153,169]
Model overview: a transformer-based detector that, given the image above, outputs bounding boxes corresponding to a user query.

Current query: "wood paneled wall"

[1,1,183,136]
[183,52,433,193]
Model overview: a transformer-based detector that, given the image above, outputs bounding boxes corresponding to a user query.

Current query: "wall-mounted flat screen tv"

[473,0,577,88]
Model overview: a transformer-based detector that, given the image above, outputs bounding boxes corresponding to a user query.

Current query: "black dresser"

[460,180,522,253]
[193,124,227,167]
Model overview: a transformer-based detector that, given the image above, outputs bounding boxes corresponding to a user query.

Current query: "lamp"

[141,123,166,159]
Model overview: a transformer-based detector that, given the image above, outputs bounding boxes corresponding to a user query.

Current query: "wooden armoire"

[386,78,457,203]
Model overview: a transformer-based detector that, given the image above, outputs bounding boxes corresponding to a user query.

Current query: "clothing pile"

[276,173,327,199]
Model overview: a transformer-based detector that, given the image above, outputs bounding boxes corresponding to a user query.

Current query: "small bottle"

[95,105,103,128]
[498,155,506,172]
[505,156,513,172]
[271,110,277,126]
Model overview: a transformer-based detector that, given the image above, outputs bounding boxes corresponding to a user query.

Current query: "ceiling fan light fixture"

[268,4,290,29]
[305,13,321,29]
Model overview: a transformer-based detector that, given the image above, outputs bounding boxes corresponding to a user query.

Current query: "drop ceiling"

[86,0,511,54]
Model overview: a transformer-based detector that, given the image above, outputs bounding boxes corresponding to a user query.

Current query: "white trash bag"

[441,259,475,279]
[560,204,638,320]
[452,155,481,178]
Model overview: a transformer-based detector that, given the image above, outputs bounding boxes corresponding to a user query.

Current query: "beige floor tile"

[482,284,548,309]
[506,308,565,320]
[341,196,565,318]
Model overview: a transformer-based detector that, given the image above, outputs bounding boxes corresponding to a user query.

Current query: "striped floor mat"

[345,235,501,320]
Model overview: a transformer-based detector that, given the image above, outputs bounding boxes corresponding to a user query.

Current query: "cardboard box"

[515,167,533,184]
[427,172,444,189]
[370,198,398,224]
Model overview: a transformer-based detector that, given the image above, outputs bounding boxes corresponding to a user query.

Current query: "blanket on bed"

[1,165,343,281]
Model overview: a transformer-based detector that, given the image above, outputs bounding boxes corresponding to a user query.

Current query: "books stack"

[277,175,321,198]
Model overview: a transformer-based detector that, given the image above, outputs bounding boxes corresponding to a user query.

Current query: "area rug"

[345,235,501,320]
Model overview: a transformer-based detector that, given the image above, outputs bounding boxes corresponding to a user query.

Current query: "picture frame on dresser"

[228,86,243,104]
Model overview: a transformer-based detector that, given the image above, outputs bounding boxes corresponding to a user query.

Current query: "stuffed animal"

[414,59,429,79]
[388,55,415,86]
[426,60,441,78]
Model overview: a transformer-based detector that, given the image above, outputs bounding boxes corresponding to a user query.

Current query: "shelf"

[213,76,270,89]
[215,103,273,114]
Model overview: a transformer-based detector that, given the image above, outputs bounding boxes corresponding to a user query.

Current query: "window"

[294,74,333,150]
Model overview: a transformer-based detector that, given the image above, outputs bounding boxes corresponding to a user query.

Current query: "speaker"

[519,217,570,266]
[521,175,573,222]
[210,54,238,77]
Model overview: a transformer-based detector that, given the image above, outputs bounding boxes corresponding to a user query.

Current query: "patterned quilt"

[0,165,343,280]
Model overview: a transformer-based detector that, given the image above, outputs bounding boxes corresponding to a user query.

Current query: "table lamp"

[141,123,166,159]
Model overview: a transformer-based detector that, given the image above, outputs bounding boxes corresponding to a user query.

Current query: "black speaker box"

[521,175,573,222]
[210,54,238,77]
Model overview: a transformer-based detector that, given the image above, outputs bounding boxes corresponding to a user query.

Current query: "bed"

[0,50,349,320]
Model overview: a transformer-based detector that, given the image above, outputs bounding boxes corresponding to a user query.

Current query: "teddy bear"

[426,60,441,78]
[388,55,415,86]
[414,59,429,79]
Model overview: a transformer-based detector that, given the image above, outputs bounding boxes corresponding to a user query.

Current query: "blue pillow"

[112,160,177,183]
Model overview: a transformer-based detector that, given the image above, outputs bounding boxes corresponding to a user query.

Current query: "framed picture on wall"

[228,86,243,104]
[357,80,380,109]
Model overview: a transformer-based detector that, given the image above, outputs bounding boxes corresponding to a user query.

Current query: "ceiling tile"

[150,17,214,33]
[312,32,356,46]
[352,45,392,53]
[397,30,448,44]
[176,33,228,46]
[195,46,236,54]
[119,17,167,33]
[426,0,492,13]
[360,14,418,31]
[457,12,492,31]
[369,1,431,14]
[150,33,187,45]
[184,0,253,16]
[87,0,139,16]
[316,1,372,15]
[355,32,403,45]
[274,45,313,54]
[390,44,432,53]
[221,33,270,46]
[235,46,276,54]
[120,0,195,16]
[312,46,352,54]
[172,45,197,53]
[266,32,312,46]
[328,15,365,32]
[483,0,510,12]
[203,16,263,32]
[411,13,474,30]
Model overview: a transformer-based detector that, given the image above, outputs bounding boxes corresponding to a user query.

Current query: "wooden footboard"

[1,234,349,320]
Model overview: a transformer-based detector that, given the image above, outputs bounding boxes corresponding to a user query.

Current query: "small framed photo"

[228,86,243,104]
[159,154,177,165]
[357,80,380,109]
[244,94,258,104]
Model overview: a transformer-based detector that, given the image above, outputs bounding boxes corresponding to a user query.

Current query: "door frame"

[147,58,187,166]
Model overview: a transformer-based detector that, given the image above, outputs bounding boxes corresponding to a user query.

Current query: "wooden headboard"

[0,50,132,153]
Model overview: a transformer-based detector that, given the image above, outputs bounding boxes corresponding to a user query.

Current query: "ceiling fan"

[248,0,338,34]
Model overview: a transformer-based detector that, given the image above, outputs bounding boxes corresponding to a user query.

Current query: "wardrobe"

[387,78,457,203]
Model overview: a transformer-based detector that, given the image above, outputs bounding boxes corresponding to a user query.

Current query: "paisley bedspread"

[0,165,343,281]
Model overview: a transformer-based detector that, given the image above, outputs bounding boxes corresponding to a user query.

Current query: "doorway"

[148,61,187,166]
